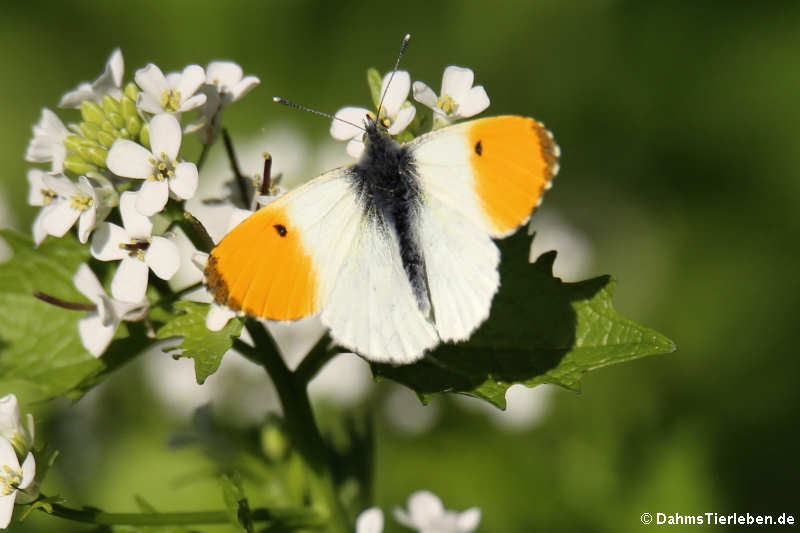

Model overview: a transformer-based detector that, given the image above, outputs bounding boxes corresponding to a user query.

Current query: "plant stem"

[242,320,349,533]
[46,503,321,528]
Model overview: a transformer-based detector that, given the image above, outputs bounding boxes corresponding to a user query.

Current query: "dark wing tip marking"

[205,254,242,311]
[273,224,288,237]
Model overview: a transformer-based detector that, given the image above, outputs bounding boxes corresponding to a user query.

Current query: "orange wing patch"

[468,116,560,236]
[206,203,319,321]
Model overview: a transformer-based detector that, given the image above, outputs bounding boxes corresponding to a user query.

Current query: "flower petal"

[457,508,481,532]
[25,109,69,165]
[379,70,410,116]
[145,236,180,280]
[331,107,370,140]
[387,106,415,135]
[42,174,77,198]
[135,64,169,99]
[169,162,198,200]
[441,66,475,101]
[137,93,165,114]
[412,81,439,110]
[18,452,35,490]
[229,75,260,102]
[107,139,155,178]
[120,191,153,237]
[111,255,149,303]
[135,180,169,217]
[90,222,128,261]
[77,207,97,244]
[178,93,207,112]
[0,437,19,471]
[174,65,206,101]
[454,86,490,118]
[207,61,243,88]
[73,263,104,303]
[407,490,445,528]
[32,207,52,246]
[355,508,384,533]
[58,82,94,108]
[206,303,237,331]
[149,114,182,161]
[0,491,15,529]
[106,48,124,89]
[346,138,365,159]
[0,396,22,441]
[78,312,116,357]
[26,169,49,206]
[42,201,80,237]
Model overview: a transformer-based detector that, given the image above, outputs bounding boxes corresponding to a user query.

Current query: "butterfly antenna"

[377,33,412,119]
[272,96,365,132]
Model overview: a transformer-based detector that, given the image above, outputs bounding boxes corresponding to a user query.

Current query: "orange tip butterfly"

[205,44,560,365]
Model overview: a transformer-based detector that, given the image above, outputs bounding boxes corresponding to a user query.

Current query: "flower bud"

[124,81,139,101]
[63,154,96,175]
[80,100,105,125]
[97,130,116,148]
[102,94,121,115]
[107,111,124,129]
[80,121,101,141]
[87,147,108,167]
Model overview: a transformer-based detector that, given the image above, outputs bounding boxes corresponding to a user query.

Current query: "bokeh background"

[2,1,799,531]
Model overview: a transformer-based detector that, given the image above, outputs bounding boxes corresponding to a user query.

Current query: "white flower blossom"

[189,61,261,143]
[356,507,384,533]
[73,263,148,357]
[40,174,101,243]
[0,396,34,458]
[25,109,68,173]
[330,70,416,158]
[106,113,198,216]
[59,49,124,108]
[413,66,489,128]
[0,437,35,529]
[90,191,180,303]
[27,169,59,246]
[135,63,206,115]
[394,491,481,533]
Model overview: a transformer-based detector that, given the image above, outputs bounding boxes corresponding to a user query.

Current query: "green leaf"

[220,473,254,533]
[0,230,98,401]
[156,301,243,384]
[0,230,156,402]
[371,230,676,408]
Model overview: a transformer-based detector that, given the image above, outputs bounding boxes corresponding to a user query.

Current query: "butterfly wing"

[409,115,560,341]
[206,167,437,363]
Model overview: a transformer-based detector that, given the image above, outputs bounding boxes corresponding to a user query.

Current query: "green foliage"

[0,230,97,402]
[156,301,243,384]
[220,473,254,533]
[372,230,676,407]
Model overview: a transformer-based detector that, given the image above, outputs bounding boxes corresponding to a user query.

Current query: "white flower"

[59,49,124,108]
[0,396,34,458]
[40,174,101,243]
[27,169,60,246]
[0,437,35,529]
[106,113,198,215]
[330,70,416,158]
[189,61,260,143]
[135,63,206,114]
[394,491,481,533]
[25,108,68,173]
[206,61,260,105]
[413,66,489,128]
[90,191,180,303]
[356,507,384,533]
[73,263,148,357]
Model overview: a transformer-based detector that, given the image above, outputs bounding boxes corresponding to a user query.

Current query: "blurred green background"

[2,0,799,531]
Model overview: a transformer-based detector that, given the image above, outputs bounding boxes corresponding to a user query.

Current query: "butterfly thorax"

[349,120,431,316]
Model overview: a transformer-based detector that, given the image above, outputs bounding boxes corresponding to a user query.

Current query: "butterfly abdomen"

[351,123,430,315]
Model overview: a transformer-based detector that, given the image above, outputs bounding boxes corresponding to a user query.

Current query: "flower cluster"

[331,66,489,158]
[24,49,259,357]
[356,490,481,533]
[0,395,36,529]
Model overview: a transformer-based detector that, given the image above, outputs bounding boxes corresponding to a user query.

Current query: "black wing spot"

[273,224,287,237]
[475,140,483,156]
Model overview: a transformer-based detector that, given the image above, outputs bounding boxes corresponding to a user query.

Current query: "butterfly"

[205,110,559,364]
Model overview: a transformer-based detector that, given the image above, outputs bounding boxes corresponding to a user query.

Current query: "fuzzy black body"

[348,120,430,315]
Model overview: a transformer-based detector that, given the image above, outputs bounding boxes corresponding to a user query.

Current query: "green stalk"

[239,320,350,533]
[45,503,322,528]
